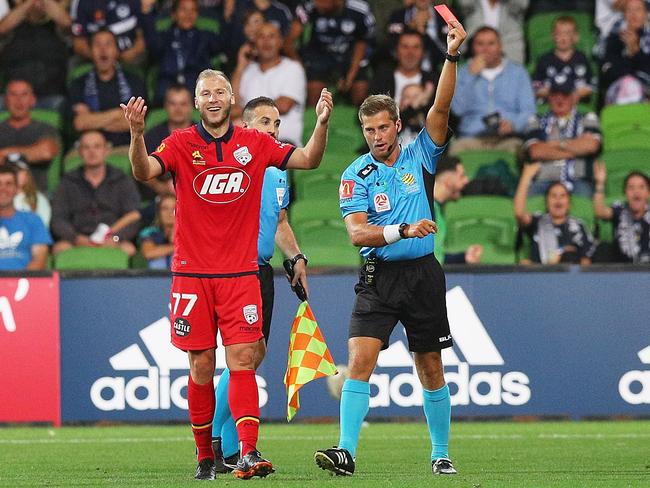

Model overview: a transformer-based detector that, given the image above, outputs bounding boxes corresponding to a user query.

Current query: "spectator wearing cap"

[0,165,52,271]
[450,26,535,154]
[523,77,602,197]
[0,79,60,194]
[7,154,51,227]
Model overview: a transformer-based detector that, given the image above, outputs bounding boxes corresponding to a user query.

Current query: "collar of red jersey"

[197,121,235,144]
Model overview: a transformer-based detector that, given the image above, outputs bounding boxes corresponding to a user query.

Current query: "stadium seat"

[289,198,341,224]
[291,219,360,267]
[144,108,201,131]
[66,63,94,85]
[526,194,595,231]
[602,149,650,198]
[64,151,132,175]
[54,247,130,270]
[130,251,149,269]
[155,16,220,33]
[444,196,517,265]
[292,171,340,201]
[455,149,518,179]
[600,103,650,151]
[525,11,595,68]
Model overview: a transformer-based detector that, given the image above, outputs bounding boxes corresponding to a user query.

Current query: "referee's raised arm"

[426,21,467,146]
[120,96,163,182]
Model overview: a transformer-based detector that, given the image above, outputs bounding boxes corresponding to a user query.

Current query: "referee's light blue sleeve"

[413,127,451,175]
[339,169,368,218]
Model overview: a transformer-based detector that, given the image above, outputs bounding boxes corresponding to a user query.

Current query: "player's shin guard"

[338,379,370,458]
[228,369,260,456]
[423,384,451,461]
[188,375,216,462]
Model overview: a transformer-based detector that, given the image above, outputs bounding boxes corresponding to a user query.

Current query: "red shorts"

[169,274,263,351]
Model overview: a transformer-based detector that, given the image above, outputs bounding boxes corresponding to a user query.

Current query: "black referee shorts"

[258,263,275,344]
[349,254,453,352]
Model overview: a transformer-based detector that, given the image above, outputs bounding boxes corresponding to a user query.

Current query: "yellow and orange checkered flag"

[284,301,337,422]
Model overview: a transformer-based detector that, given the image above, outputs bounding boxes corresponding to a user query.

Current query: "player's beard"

[202,103,231,130]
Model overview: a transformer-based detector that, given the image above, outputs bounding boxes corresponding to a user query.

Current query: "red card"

[434,4,458,25]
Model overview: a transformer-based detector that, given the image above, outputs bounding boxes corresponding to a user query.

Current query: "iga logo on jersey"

[233,146,252,165]
[374,193,391,212]
[193,167,251,204]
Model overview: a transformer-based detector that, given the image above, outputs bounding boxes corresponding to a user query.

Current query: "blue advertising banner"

[59,269,650,422]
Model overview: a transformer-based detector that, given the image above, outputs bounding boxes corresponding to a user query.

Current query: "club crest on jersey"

[192,150,205,165]
[233,146,252,165]
[193,167,251,204]
[374,193,391,213]
[243,304,258,325]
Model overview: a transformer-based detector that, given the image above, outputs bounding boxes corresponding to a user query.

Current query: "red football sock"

[187,375,215,462]
[228,369,260,456]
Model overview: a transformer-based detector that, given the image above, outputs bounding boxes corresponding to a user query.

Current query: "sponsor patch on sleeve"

[339,179,356,199]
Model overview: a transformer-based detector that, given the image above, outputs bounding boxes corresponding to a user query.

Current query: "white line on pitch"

[1,433,649,445]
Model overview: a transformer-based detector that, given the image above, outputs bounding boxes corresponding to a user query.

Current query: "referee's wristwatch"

[445,51,461,62]
[398,223,409,239]
[290,253,308,267]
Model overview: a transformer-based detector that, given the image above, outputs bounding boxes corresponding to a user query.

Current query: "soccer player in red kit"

[120,69,332,480]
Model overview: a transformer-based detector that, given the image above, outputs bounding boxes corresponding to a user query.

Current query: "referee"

[314,21,467,477]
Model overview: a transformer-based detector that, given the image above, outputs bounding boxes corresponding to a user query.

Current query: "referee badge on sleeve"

[339,179,355,200]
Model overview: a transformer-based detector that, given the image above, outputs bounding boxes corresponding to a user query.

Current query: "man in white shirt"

[232,22,306,146]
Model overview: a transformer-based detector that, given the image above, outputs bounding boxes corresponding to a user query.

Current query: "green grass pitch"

[1,421,648,487]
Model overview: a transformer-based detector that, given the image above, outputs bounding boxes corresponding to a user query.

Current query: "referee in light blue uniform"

[212,97,308,471]
[314,21,468,478]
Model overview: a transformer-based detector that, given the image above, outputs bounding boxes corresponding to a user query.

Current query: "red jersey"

[151,123,295,275]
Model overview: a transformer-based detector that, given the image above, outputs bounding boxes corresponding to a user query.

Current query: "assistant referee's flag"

[284,301,337,422]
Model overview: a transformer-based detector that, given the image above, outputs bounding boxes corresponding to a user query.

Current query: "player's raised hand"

[447,21,467,55]
[315,88,333,125]
[120,96,148,137]
[404,219,438,238]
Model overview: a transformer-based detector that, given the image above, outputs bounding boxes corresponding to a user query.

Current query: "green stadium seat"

[64,151,132,175]
[54,247,130,270]
[130,251,149,269]
[444,196,517,265]
[600,103,650,151]
[144,108,201,131]
[292,171,340,201]
[525,12,595,68]
[455,149,518,179]
[67,63,94,85]
[155,16,220,33]
[291,219,360,267]
[602,149,650,198]
[289,198,341,224]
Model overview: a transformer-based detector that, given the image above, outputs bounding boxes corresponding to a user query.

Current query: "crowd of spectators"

[0,0,648,269]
